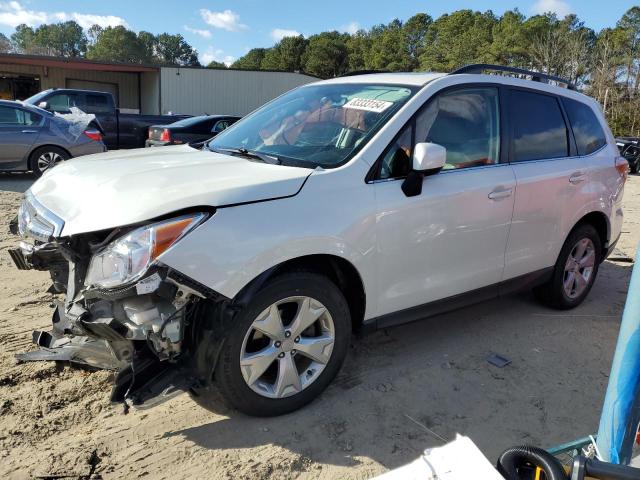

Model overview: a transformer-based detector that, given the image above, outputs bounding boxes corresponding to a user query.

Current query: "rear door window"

[85,94,112,114]
[510,90,569,162]
[0,105,20,124]
[562,98,607,155]
[0,106,41,125]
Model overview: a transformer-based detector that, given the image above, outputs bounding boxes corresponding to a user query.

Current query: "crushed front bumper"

[9,235,227,411]
[16,302,126,370]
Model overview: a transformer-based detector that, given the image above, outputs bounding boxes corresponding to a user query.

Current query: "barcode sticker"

[343,98,393,113]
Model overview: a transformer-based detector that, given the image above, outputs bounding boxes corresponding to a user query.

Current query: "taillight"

[160,129,171,142]
[83,129,102,142]
[615,156,629,182]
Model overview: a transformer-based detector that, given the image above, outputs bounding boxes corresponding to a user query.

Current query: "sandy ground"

[0,173,638,479]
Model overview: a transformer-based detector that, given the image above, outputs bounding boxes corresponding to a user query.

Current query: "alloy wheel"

[563,238,596,299]
[240,296,335,399]
[37,151,63,173]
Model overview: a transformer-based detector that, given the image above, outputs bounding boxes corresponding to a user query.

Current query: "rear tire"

[534,224,602,309]
[630,161,639,174]
[200,272,351,416]
[29,146,70,178]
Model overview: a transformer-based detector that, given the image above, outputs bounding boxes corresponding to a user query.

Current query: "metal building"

[0,53,317,116]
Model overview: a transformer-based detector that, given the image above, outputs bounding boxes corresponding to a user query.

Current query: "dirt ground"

[0,173,638,480]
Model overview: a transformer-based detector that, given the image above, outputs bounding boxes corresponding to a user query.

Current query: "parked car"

[616,137,639,173]
[23,89,189,150]
[146,115,240,147]
[0,99,105,177]
[10,65,627,417]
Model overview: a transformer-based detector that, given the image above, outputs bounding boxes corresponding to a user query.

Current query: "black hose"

[497,445,568,480]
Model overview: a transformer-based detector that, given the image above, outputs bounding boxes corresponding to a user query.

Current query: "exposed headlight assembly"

[85,213,206,289]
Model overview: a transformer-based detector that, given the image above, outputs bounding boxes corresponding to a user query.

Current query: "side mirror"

[402,142,446,197]
[37,101,49,110]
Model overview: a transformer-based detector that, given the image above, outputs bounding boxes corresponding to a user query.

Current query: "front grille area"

[18,192,65,242]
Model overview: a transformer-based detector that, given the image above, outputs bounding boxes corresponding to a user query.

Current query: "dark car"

[0,99,106,177]
[23,89,189,150]
[146,115,240,147]
[616,137,639,173]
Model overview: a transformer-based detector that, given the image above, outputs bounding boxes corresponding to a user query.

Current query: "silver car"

[0,100,106,177]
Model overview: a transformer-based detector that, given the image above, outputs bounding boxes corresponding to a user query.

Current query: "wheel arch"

[571,210,610,259]
[233,254,367,332]
[28,144,72,170]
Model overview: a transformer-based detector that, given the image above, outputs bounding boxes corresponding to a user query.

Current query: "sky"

[0,0,637,65]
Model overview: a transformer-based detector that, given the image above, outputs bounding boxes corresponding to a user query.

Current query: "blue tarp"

[597,244,640,464]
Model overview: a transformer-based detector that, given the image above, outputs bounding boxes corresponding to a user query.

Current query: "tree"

[232,48,267,70]
[419,10,496,71]
[86,26,147,63]
[346,31,370,71]
[302,31,349,78]
[11,24,36,54]
[207,60,227,68]
[155,33,199,66]
[617,6,640,90]
[404,13,432,70]
[0,33,11,53]
[488,9,529,66]
[137,31,157,62]
[260,36,308,71]
[87,25,103,46]
[366,19,412,71]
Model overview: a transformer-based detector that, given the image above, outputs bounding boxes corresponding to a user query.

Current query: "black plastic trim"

[366,267,553,330]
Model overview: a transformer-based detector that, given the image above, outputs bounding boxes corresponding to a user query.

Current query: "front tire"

[210,272,351,416]
[30,146,70,177]
[534,224,601,309]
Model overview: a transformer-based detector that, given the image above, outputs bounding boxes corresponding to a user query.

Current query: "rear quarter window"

[563,98,607,155]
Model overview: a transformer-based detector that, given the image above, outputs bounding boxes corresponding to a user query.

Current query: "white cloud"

[200,9,247,32]
[270,28,301,41]
[531,0,573,17]
[184,25,211,39]
[201,47,234,66]
[0,1,127,29]
[340,21,360,35]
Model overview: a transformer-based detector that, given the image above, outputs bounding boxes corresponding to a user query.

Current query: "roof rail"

[451,64,577,90]
[339,69,390,77]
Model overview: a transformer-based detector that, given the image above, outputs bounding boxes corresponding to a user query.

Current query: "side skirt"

[366,267,553,331]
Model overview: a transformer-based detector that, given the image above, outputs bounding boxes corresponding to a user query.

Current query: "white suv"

[11,65,627,416]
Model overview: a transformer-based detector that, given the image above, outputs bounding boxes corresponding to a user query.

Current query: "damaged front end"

[10,192,228,410]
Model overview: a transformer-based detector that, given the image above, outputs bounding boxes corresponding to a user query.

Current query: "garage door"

[66,79,119,106]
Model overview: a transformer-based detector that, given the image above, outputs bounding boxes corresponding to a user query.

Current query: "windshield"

[23,91,50,105]
[208,83,417,168]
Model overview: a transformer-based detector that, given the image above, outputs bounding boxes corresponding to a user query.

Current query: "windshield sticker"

[343,98,393,113]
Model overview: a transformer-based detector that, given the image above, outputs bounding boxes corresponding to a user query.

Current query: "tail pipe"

[497,445,568,480]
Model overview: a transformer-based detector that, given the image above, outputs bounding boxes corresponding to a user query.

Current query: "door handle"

[21,130,37,134]
[488,187,513,200]
[569,172,586,184]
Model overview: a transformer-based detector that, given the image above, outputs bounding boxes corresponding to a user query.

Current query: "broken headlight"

[85,213,206,289]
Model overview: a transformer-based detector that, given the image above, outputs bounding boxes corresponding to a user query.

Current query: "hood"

[29,145,312,236]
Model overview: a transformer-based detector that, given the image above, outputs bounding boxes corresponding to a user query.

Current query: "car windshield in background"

[208,83,417,168]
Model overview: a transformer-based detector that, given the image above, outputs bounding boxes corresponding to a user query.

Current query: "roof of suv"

[320,72,447,86]
[317,70,597,108]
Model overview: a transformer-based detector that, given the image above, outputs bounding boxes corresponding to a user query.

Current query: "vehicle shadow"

[164,259,633,471]
[0,172,34,193]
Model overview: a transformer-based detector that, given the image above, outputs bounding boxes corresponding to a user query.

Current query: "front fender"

[159,189,378,318]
